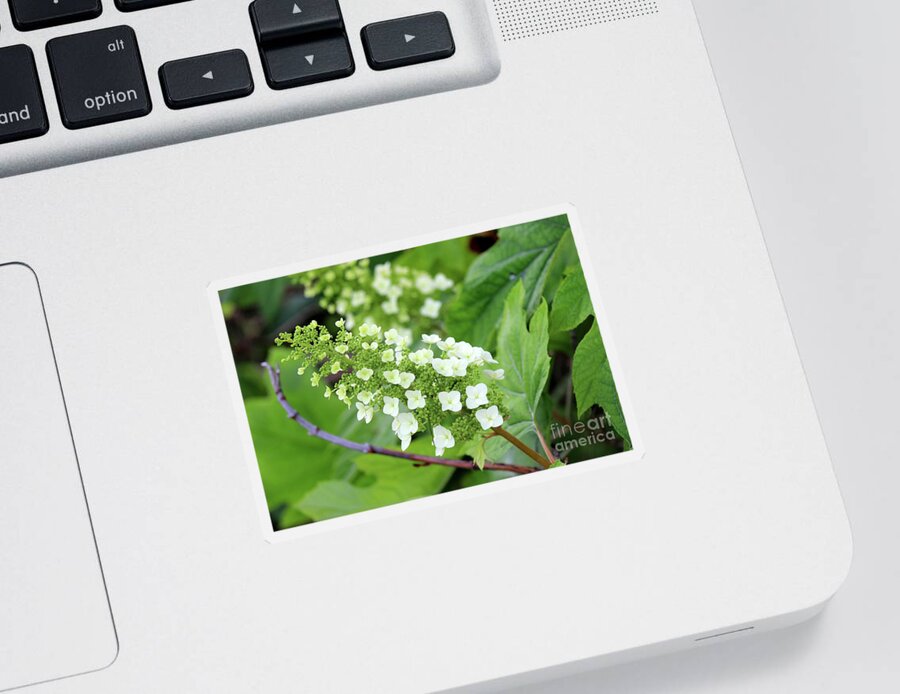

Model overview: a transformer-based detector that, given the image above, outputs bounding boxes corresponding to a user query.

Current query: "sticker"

[210,206,636,537]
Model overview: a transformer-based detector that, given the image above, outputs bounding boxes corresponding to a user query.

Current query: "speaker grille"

[493,0,659,41]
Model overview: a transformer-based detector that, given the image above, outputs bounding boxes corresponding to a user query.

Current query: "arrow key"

[362,12,455,71]
[159,50,254,110]
[250,0,344,43]
[261,34,354,90]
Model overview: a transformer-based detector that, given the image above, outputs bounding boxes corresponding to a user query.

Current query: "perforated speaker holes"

[493,0,659,42]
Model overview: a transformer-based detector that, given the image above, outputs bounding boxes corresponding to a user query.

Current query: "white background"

[519,1,900,691]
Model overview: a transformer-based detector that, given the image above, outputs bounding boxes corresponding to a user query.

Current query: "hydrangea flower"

[421,298,442,319]
[432,425,455,456]
[405,390,426,410]
[475,405,503,430]
[484,369,505,380]
[438,390,462,412]
[465,383,489,409]
[409,348,434,366]
[356,402,374,423]
[382,396,400,417]
[277,320,510,459]
[392,412,418,450]
[384,328,405,346]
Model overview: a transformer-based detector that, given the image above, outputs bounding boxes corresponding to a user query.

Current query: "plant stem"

[534,425,557,464]
[491,427,551,469]
[262,363,540,476]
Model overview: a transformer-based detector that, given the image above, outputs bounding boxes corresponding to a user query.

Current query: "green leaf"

[244,347,385,530]
[296,438,454,521]
[572,319,630,444]
[550,265,593,332]
[490,282,552,463]
[445,215,572,347]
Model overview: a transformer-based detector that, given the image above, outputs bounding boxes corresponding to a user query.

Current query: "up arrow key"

[404,34,415,43]
[292,3,301,13]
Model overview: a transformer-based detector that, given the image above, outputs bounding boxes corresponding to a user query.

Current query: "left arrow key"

[159,50,254,110]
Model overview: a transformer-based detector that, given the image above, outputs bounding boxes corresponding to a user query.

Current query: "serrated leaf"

[550,265,593,332]
[445,216,572,347]
[572,319,630,444]
[491,282,552,465]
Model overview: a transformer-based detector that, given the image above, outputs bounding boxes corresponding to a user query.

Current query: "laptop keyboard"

[0,0,499,176]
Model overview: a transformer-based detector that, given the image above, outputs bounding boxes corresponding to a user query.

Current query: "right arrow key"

[362,12,455,71]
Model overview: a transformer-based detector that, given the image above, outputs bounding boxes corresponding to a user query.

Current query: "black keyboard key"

[361,12,455,71]
[261,34,353,90]
[0,45,49,145]
[159,50,254,109]
[115,0,191,11]
[9,0,102,32]
[250,0,343,43]
[47,26,151,130]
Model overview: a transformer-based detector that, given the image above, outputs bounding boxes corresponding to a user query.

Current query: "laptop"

[0,1,851,692]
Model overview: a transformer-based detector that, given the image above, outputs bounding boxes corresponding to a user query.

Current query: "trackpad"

[0,264,117,691]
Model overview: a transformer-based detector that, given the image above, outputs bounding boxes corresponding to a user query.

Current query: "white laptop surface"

[0,1,850,692]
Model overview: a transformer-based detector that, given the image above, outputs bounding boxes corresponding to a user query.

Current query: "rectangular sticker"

[213,208,634,534]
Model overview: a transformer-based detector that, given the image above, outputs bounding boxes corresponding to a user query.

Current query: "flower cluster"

[276,320,508,455]
[293,259,454,331]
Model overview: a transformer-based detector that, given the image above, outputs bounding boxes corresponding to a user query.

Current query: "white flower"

[330,361,343,374]
[383,369,402,385]
[397,371,416,388]
[335,344,348,354]
[382,396,400,417]
[409,348,434,366]
[381,349,395,363]
[392,412,419,450]
[432,425,455,456]
[484,368,505,380]
[433,273,454,290]
[381,299,399,315]
[421,298,442,319]
[437,337,456,351]
[356,367,374,381]
[449,341,475,360]
[384,328,405,346]
[422,334,441,344]
[438,390,462,412]
[405,390,426,409]
[415,274,436,294]
[466,383,489,409]
[372,275,392,294]
[374,262,391,278]
[350,290,367,307]
[475,405,503,430]
[356,390,373,405]
[432,358,454,377]
[356,402,374,423]
[450,357,468,377]
[359,322,381,337]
